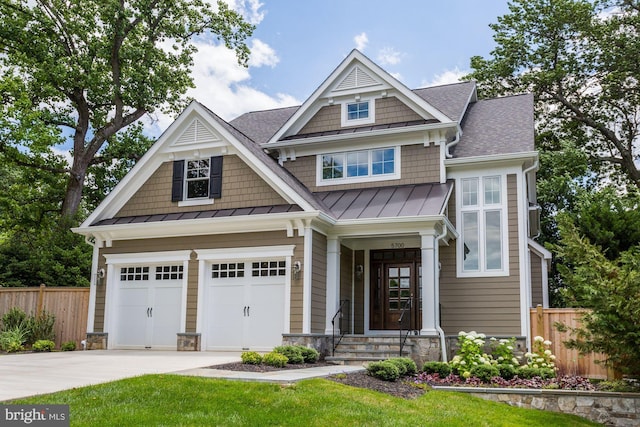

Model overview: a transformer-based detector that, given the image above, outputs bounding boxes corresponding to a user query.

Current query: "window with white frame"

[341,99,375,127]
[459,176,507,275]
[185,159,210,199]
[319,147,398,184]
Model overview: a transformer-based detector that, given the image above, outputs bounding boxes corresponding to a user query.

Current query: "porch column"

[420,231,438,336]
[325,237,341,334]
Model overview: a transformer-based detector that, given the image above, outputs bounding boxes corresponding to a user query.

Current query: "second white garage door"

[204,260,287,351]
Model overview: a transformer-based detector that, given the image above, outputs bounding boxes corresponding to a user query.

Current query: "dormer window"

[341,98,375,127]
[347,101,369,120]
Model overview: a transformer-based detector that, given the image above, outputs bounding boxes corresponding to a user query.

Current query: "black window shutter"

[209,156,223,199]
[171,160,185,202]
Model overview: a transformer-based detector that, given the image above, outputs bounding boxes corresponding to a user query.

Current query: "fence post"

[37,283,46,316]
[535,304,544,338]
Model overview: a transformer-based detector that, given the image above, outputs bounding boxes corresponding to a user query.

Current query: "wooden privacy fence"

[0,284,89,348]
[530,306,609,379]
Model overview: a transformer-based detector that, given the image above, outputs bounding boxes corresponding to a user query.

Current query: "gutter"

[444,126,462,158]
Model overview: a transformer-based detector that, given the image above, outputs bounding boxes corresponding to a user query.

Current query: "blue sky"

[150,0,511,131]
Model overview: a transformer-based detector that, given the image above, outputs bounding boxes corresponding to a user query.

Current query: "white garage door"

[205,260,286,351]
[114,265,184,350]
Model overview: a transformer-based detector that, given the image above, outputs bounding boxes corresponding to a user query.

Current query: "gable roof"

[267,49,456,143]
[453,93,534,158]
[413,81,477,122]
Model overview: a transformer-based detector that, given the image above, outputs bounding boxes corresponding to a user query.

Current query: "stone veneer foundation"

[436,386,639,426]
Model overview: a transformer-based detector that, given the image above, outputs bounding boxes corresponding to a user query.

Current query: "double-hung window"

[171,156,223,204]
[319,147,399,185]
[186,159,210,199]
[458,175,507,276]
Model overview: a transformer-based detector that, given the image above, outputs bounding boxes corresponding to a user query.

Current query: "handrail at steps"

[331,299,349,356]
[398,296,412,357]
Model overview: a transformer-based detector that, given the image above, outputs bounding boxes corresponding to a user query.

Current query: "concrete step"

[333,348,411,358]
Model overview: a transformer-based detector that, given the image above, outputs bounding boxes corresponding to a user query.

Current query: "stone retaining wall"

[435,386,639,426]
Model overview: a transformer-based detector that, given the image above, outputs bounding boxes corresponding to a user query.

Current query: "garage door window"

[212,263,245,278]
[120,266,149,281]
[155,265,184,280]
[252,261,286,277]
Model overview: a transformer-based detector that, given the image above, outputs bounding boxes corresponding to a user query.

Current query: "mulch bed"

[209,361,427,399]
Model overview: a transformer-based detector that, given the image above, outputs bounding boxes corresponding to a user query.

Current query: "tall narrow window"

[459,176,506,275]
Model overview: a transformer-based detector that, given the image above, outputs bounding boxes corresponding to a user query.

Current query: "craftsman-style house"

[74,50,549,362]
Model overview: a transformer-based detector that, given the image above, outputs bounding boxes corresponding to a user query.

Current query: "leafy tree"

[0,0,254,218]
[467,0,640,190]
[553,214,640,377]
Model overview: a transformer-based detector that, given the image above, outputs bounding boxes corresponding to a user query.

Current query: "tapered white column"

[420,231,438,336]
[325,237,341,334]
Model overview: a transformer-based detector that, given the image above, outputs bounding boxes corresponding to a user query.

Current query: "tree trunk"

[61,165,87,218]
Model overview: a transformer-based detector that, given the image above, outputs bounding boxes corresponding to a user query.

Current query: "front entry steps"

[325,335,413,366]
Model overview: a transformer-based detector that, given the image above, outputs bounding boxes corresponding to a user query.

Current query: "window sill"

[178,199,214,207]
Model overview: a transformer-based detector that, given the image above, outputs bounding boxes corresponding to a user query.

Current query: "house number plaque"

[390,242,405,249]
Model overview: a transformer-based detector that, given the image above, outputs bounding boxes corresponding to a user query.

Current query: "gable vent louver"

[335,66,379,91]
[175,119,219,145]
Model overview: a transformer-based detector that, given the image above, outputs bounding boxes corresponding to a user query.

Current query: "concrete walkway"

[1,350,364,402]
[0,350,240,401]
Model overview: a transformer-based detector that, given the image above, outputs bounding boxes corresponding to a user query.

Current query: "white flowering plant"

[490,337,519,368]
[450,331,493,378]
[523,336,557,372]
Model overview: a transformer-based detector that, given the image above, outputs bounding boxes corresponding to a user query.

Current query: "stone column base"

[177,333,201,351]
[86,332,108,350]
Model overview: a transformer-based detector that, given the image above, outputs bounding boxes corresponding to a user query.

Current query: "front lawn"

[10,374,597,426]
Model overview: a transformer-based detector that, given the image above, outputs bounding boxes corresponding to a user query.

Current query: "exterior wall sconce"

[355,264,364,279]
[96,268,105,286]
[292,261,302,280]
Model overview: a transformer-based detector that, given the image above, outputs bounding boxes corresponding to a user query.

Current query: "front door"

[370,249,421,330]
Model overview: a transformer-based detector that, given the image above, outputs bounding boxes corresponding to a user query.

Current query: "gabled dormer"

[258,50,465,191]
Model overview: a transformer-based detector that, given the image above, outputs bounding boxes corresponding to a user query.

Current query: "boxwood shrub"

[274,345,304,364]
[32,339,55,352]
[262,351,288,368]
[298,346,320,363]
[422,361,452,377]
[241,351,263,365]
[387,357,417,376]
[470,364,500,382]
[366,360,400,382]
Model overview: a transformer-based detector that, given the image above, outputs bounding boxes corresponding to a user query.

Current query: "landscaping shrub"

[489,337,519,368]
[387,357,417,376]
[61,341,76,351]
[241,351,263,365]
[422,361,452,377]
[366,361,400,382]
[497,363,518,380]
[262,351,288,368]
[470,364,500,382]
[517,366,556,380]
[32,339,55,352]
[0,326,28,352]
[1,307,27,331]
[298,346,320,363]
[523,336,557,376]
[26,310,56,344]
[274,345,304,364]
[450,331,493,377]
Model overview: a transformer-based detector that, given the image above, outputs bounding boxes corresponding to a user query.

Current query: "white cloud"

[423,67,467,87]
[248,39,279,68]
[225,0,265,25]
[354,32,368,51]
[376,47,403,66]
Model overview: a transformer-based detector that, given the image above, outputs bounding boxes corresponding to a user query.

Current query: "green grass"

[10,375,597,426]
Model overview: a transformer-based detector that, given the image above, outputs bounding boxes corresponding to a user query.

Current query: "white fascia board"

[445,151,538,170]
[72,211,323,242]
[264,122,457,151]
[268,50,452,143]
[103,250,192,264]
[331,215,458,239]
[528,238,552,260]
[80,102,205,228]
[195,245,295,260]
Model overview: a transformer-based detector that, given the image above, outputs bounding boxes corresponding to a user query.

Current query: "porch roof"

[314,181,453,220]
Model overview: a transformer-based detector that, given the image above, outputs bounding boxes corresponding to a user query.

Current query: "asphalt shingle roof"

[412,81,476,122]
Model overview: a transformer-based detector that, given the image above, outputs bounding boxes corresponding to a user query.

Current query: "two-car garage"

[103,246,293,351]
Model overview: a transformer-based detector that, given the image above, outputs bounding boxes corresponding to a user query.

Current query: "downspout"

[521,158,539,353]
[434,226,448,362]
[444,126,462,159]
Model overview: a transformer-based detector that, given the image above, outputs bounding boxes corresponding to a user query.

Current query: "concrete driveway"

[0,350,240,401]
